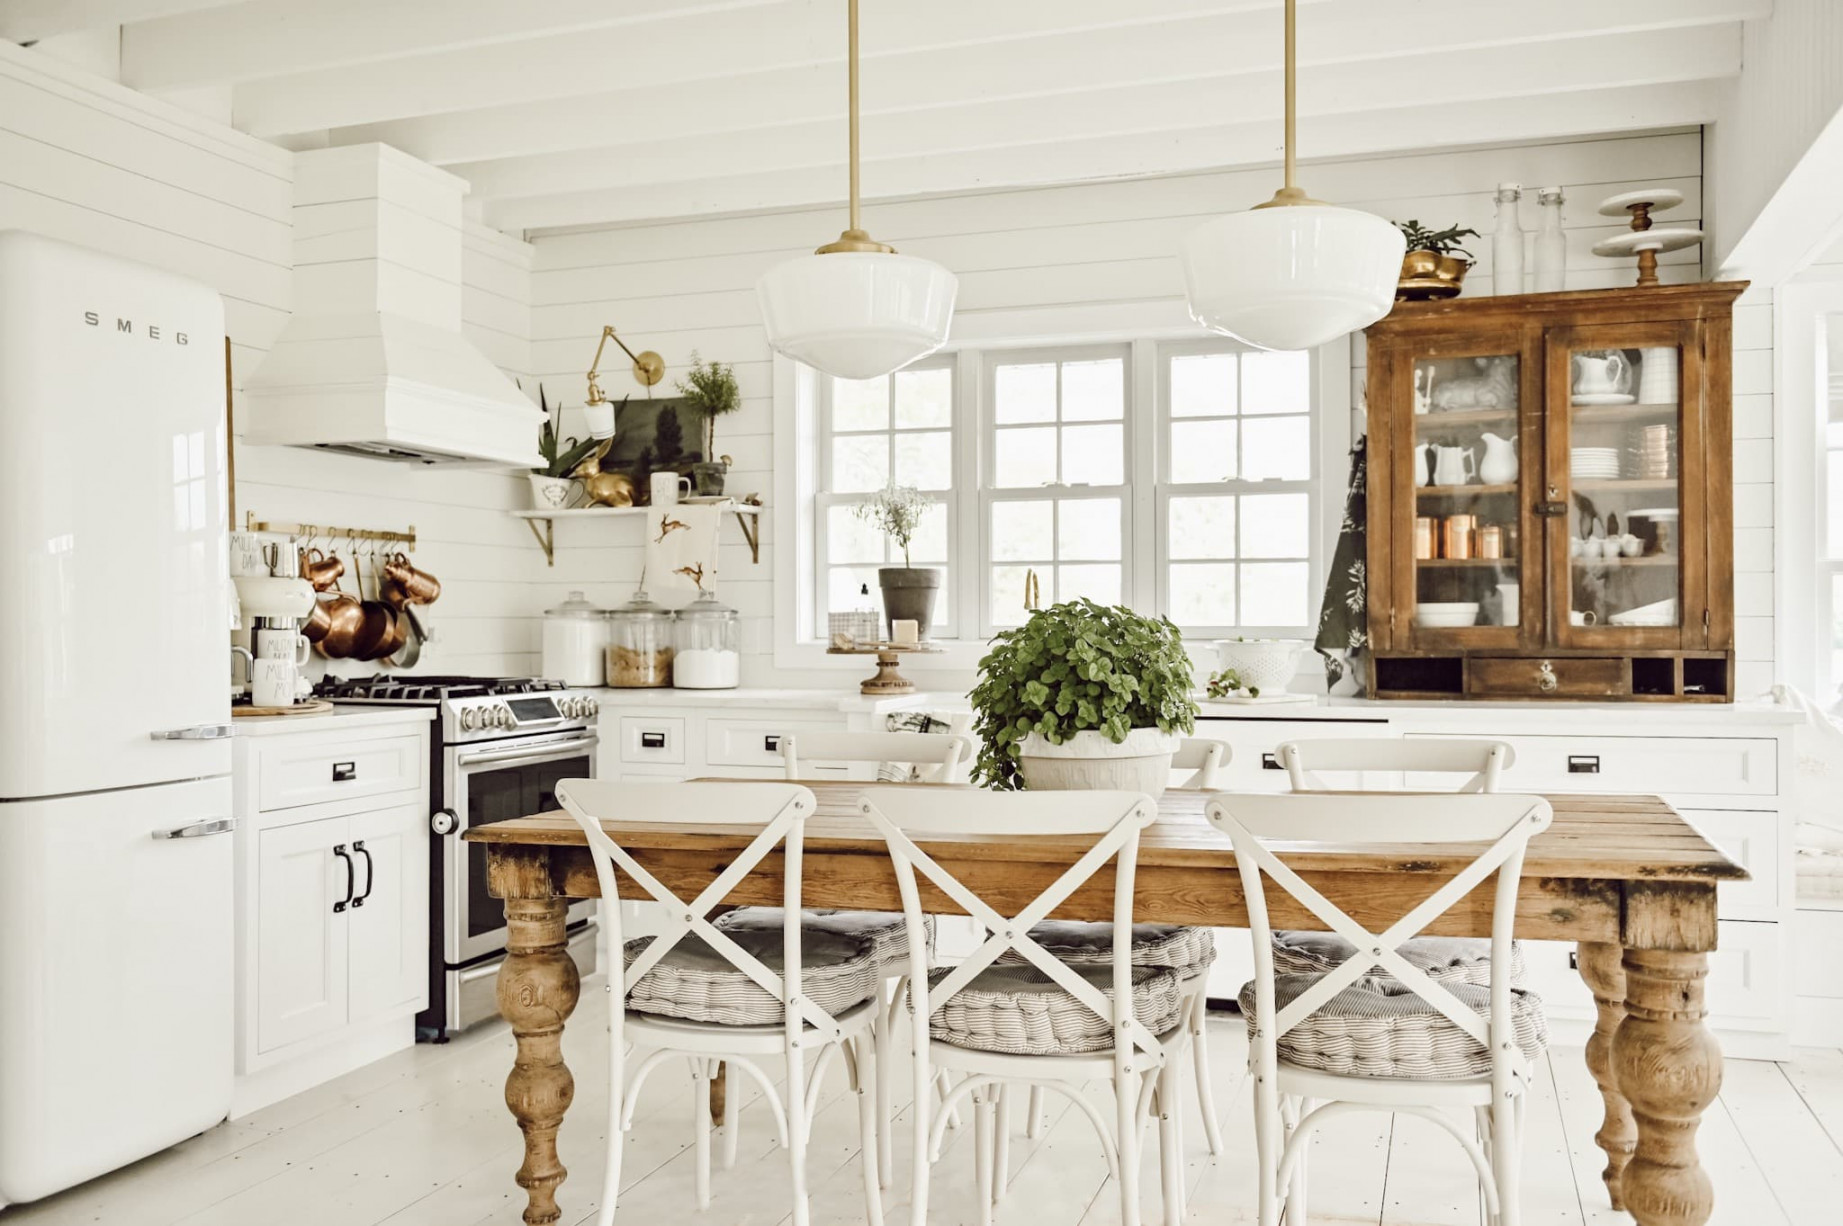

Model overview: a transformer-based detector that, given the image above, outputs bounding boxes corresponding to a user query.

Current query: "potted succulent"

[854,483,940,640]
[1394,219,1480,299]
[970,599,1198,794]
[530,385,602,509]
[676,352,742,496]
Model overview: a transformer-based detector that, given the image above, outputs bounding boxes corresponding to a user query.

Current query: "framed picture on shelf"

[605,396,710,504]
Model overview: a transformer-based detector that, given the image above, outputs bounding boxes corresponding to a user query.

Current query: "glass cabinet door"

[1394,332,1537,647]
[1546,323,1704,649]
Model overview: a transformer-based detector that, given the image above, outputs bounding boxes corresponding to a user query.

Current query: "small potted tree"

[676,352,742,496]
[1394,219,1480,299]
[529,385,601,509]
[853,483,938,640]
[970,599,1197,794]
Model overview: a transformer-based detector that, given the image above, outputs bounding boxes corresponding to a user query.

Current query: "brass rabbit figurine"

[570,439,635,507]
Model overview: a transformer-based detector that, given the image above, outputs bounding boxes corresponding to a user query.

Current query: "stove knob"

[556,697,575,718]
[458,707,479,732]
[583,698,599,718]
[497,704,516,728]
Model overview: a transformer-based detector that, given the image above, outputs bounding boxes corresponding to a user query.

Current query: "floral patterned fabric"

[1315,438,1368,693]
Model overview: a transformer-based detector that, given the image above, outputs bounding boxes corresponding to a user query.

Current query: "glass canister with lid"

[541,591,610,687]
[605,587,675,688]
[672,590,740,688]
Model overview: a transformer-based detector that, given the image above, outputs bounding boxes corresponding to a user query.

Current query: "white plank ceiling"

[9,0,1761,236]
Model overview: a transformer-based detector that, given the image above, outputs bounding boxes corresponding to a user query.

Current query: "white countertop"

[586,687,954,715]
[231,705,436,737]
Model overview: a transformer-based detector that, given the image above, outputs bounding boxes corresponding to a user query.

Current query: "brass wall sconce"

[586,325,665,408]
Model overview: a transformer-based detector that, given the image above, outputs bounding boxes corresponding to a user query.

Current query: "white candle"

[891,619,919,646]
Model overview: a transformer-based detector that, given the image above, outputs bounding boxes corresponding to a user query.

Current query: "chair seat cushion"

[712,907,933,970]
[996,922,1215,979]
[1271,931,1528,987]
[1237,973,1549,1079]
[622,925,879,1027]
[927,963,1186,1056]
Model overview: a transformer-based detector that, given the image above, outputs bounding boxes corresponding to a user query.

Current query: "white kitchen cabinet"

[232,711,434,1117]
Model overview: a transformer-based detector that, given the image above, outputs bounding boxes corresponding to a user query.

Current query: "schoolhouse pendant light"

[756,0,956,380]
[1181,0,1404,352]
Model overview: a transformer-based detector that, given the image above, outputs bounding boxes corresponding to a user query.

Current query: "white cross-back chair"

[554,779,885,1226]
[1279,736,1514,793]
[1206,791,1554,1226]
[1170,736,1231,790]
[860,786,1190,1226]
[781,729,975,783]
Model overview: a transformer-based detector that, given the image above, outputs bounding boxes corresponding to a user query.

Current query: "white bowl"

[1413,601,1481,628]
[1212,638,1305,692]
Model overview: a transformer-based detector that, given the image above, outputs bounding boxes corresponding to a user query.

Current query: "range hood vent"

[242,144,540,468]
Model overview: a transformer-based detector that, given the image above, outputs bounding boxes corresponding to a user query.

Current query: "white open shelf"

[509,501,762,565]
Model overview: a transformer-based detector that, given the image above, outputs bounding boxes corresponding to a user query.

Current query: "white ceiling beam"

[0,0,227,43]
[230,0,1764,138]
[491,79,1720,233]
[119,0,781,92]
[449,25,1738,205]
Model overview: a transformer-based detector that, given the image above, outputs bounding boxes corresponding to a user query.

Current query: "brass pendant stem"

[1283,0,1296,193]
[847,0,861,236]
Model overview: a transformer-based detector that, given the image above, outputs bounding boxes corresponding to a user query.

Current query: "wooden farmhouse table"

[465,780,1746,1226]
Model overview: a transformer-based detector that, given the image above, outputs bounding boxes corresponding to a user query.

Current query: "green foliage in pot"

[970,599,1198,790]
[675,351,742,459]
[531,384,603,478]
[1393,219,1480,260]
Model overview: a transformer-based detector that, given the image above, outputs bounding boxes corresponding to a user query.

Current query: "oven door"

[444,730,599,966]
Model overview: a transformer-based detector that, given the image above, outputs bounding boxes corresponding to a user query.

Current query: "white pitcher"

[1478,432,1518,484]
[1431,444,1476,487]
[1572,350,1629,397]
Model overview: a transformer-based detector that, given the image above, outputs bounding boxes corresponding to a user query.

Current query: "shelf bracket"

[525,517,555,566]
[733,507,762,565]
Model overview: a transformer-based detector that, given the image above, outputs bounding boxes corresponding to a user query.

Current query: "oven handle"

[455,733,599,770]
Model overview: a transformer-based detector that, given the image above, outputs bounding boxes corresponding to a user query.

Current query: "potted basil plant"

[970,599,1198,795]
[853,483,939,640]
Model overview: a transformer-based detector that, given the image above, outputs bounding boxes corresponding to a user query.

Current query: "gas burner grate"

[312,674,568,702]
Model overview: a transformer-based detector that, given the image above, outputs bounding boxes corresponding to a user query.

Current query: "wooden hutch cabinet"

[1364,282,1746,701]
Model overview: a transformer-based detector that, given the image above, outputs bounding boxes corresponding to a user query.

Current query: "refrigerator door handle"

[150,722,235,741]
[150,817,236,840]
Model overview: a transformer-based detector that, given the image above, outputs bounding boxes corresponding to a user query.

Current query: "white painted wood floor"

[7,981,1843,1226]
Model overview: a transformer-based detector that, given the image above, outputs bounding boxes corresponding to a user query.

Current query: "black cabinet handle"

[1261,753,1281,771]
[332,761,356,782]
[640,731,667,749]
[352,840,374,908]
[764,735,782,752]
[1568,755,1601,774]
[332,844,353,913]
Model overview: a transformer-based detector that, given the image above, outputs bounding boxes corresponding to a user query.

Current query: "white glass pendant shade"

[756,251,958,381]
[1182,204,1405,352]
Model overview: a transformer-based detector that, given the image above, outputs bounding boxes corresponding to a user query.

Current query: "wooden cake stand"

[825,641,943,695]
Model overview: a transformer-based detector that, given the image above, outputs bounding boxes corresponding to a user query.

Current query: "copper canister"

[1443,514,1474,560]
[1477,525,1503,560]
[1414,517,1436,560]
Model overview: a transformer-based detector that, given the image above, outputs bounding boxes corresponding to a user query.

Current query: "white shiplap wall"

[0,43,546,678]
[528,131,1741,686]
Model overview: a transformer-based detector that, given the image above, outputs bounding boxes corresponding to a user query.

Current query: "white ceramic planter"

[529,474,574,509]
[1018,727,1181,797]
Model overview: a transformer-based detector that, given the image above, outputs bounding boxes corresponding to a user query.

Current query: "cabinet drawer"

[1406,733,1776,796]
[1520,920,1784,1031]
[1197,718,1394,793]
[619,716,686,765]
[706,718,840,769]
[1467,656,1626,699]
[256,733,424,812]
[1682,808,1780,914]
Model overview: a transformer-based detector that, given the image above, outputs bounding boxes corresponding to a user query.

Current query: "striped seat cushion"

[1238,973,1549,1079]
[1271,931,1529,988]
[712,907,933,971]
[622,926,880,1027]
[996,921,1215,980]
[927,963,1186,1056]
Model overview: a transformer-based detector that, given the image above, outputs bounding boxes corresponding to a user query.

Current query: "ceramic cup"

[1569,610,1599,627]
[251,657,295,708]
[650,472,692,507]
[1621,533,1644,558]
[255,626,312,667]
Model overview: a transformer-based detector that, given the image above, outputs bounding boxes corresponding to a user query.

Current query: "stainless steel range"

[314,675,601,1039]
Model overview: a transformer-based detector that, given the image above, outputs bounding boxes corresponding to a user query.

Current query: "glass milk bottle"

[672,590,740,689]
[1532,187,1566,292]
[1492,183,1524,295]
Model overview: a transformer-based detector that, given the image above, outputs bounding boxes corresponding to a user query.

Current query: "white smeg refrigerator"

[0,231,234,1205]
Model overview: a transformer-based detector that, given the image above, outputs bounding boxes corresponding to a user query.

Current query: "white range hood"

[243,144,540,467]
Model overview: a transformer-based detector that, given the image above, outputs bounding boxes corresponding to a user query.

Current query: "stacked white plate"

[1414,601,1481,628]
[1570,447,1620,480]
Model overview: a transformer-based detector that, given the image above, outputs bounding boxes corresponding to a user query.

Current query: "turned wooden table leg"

[498,885,582,1226]
[1578,941,1636,1209]
[1613,884,1723,1226]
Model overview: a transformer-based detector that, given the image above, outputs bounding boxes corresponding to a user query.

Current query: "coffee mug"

[650,472,692,507]
[251,658,295,708]
[230,532,269,577]
[255,627,311,667]
[1569,610,1599,627]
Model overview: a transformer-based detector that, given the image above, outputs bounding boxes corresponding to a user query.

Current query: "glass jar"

[605,588,675,688]
[540,591,608,687]
[672,590,740,689]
